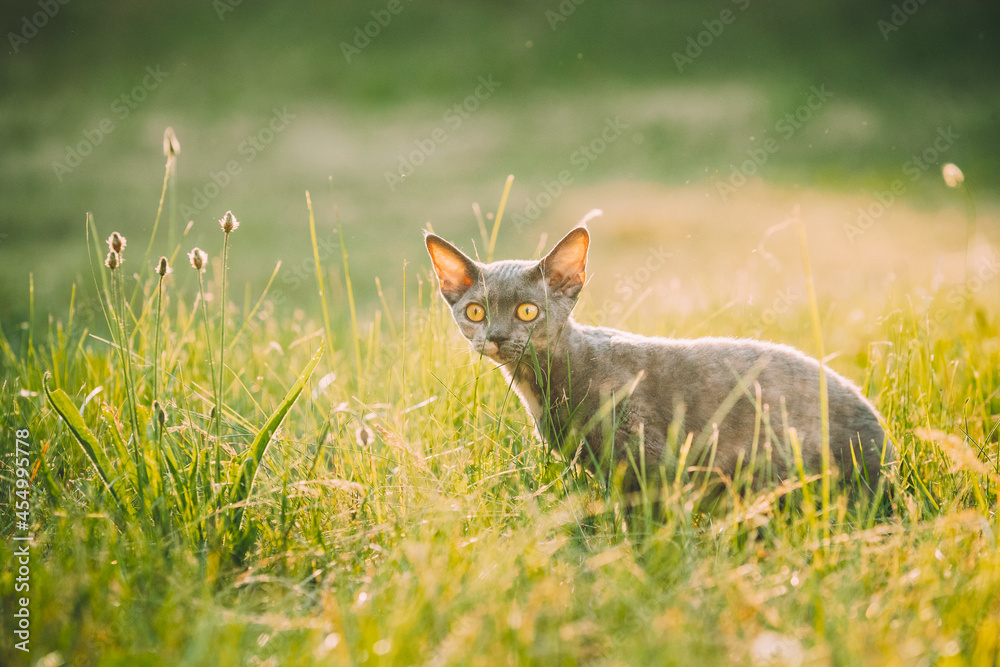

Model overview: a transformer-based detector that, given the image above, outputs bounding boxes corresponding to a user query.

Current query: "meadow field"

[2,1,1000,665]
[2,161,999,665]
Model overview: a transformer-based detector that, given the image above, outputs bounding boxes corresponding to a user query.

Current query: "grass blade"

[43,373,127,515]
[339,223,363,394]
[486,174,514,263]
[228,340,324,531]
[306,191,335,365]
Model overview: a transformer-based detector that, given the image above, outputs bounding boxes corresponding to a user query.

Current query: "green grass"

[1,160,999,666]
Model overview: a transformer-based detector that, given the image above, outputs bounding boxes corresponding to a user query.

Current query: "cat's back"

[576,324,823,380]
[654,335,878,421]
[573,323,888,464]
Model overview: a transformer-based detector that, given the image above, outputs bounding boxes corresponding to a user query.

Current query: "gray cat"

[425,222,894,495]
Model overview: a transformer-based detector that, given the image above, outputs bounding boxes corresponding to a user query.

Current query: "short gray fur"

[425,224,894,493]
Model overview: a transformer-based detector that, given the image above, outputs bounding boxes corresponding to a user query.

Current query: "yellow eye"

[516,303,539,321]
[465,303,485,322]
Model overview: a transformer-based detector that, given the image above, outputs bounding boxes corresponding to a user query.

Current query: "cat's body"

[426,224,893,493]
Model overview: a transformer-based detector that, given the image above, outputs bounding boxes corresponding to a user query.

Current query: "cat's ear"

[540,226,589,298]
[425,233,480,304]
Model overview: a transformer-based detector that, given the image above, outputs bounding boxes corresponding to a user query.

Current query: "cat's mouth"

[480,341,511,361]
[478,341,530,365]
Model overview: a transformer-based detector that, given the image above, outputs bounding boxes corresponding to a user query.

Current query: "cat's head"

[425,226,589,365]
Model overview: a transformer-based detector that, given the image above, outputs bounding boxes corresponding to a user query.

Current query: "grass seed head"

[163,127,180,159]
[107,232,127,254]
[356,424,375,447]
[105,250,122,270]
[220,210,240,234]
[942,163,964,188]
[156,256,171,277]
[188,247,208,272]
[153,400,166,427]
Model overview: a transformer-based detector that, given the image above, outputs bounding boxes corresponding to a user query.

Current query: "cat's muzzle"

[480,340,525,364]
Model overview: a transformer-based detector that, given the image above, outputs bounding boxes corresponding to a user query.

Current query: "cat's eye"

[465,303,485,322]
[516,303,539,322]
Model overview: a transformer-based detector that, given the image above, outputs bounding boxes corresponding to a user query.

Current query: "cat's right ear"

[425,233,480,304]
[540,226,589,298]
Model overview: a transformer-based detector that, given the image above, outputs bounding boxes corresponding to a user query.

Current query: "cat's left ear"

[540,226,589,298]
[425,233,480,304]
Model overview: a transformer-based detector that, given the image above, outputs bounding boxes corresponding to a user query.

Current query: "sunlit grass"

[0,162,998,666]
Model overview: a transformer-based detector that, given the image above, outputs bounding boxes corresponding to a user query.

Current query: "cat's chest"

[515,384,546,423]
[509,365,558,426]
[510,362,587,431]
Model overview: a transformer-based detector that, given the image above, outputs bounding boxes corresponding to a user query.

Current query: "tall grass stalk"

[486,174,514,263]
[217,211,240,476]
[189,247,219,484]
[400,261,407,413]
[153,257,170,403]
[339,222,363,395]
[165,127,180,254]
[942,164,978,281]
[795,210,831,548]
[306,191,335,366]
[132,131,178,306]
[105,243,145,509]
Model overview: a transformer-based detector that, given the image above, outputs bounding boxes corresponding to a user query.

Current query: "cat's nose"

[486,332,509,344]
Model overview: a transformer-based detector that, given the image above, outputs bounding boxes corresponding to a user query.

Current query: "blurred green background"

[1,0,998,330]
